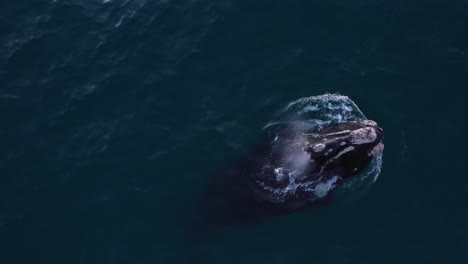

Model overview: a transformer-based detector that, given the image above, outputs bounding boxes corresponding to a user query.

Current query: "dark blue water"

[1,0,468,263]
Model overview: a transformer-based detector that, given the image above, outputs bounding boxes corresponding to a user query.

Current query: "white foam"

[314,176,340,198]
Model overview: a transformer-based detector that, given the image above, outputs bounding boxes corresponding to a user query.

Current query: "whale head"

[304,120,384,179]
[250,119,384,206]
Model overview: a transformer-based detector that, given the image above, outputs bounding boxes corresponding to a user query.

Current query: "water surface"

[1,0,467,263]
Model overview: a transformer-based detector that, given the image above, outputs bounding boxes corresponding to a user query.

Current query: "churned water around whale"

[195,94,385,228]
[1,0,468,263]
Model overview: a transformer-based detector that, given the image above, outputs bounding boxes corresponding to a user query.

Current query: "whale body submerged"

[205,119,384,222]
[201,95,385,224]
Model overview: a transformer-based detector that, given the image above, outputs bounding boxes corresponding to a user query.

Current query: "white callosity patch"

[369,142,384,157]
[350,127,377,144]
[312,143,326,152]
[362,120,378,126]
[323,130,351,137]
[332,146,355,160]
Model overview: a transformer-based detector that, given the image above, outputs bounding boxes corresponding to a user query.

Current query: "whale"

[249,120,384,208]
[202,119,384,224]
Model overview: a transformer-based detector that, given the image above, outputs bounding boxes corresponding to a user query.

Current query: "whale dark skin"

[202,120,384,224]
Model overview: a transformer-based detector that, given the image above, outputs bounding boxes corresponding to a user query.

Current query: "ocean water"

[1,0,468,263]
